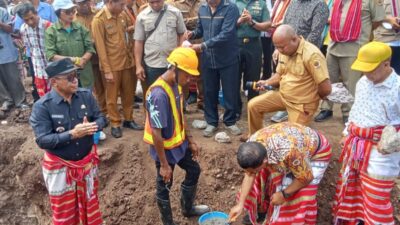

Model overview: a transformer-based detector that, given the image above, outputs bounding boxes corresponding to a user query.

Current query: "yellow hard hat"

[167,47,200,76]
[351,41,392,73]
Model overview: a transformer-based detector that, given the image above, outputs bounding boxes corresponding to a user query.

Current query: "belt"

[238,37,259,44]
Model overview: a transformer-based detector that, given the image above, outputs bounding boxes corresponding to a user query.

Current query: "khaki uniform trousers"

[247,91,319,135]
[93,64,107,115]
[320,53,362,116]
[106,67,136,127]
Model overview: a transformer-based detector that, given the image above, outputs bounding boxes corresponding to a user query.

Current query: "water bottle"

[93,131,100,145]
[218,90,225,108]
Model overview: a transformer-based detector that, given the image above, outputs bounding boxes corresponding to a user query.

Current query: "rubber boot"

[180,184,210,217]
[156,198,177,225]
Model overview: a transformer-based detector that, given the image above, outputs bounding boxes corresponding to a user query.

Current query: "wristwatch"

[281,190,291,199]
[250,20,256,27]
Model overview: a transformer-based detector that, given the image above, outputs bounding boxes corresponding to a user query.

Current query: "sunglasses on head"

[55,71,79,82]
[63,8,76,15]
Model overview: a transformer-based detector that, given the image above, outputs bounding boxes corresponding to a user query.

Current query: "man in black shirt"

[29,58,106,224]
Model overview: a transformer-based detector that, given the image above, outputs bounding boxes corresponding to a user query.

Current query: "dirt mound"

[0,104,399,225]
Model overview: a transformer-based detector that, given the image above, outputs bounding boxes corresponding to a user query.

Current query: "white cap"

[53,0,76,11]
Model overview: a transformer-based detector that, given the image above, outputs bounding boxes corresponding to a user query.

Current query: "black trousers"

[155,149,201,201]
[391,46,400,74]
[202,62,240,127]
[261,36,274,80]
[28,57,40,102]
[239,38,262,101]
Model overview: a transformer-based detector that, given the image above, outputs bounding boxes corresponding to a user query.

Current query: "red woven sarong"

[334,124,399,225]
[242,133,332,225]
[42,146,102,225]
[35,76,50,97]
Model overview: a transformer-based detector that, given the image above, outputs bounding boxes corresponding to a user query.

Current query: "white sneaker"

[99,131,106,141]
[271,111,288,123]
[203,124,217,137]
[226,124,242,136]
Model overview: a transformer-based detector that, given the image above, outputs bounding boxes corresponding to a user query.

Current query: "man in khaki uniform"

[123,0,143,105]
[92,0,143,138]
[74,0,107,116]
[373,0,400,74]
[245,25,331,137]
[314,0,385,123]
[134,0,186,95]
[167,0,204,109]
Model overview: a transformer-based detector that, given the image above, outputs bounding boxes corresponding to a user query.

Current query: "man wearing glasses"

[30,58,107,225]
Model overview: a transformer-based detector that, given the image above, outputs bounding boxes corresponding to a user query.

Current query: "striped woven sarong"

[35,76,50,97]
[243,132,332,225]
[333,124,399,225]
[42,146,102,225]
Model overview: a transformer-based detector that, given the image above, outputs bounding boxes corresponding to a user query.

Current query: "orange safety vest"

[143,78,186,149]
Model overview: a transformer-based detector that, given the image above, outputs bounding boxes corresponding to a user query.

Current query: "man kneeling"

[229,122,332,225]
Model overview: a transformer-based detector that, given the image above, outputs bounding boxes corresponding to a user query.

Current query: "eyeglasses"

[55,72,79,82]
[62,8,77,15]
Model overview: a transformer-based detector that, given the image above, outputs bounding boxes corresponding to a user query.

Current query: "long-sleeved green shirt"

[45,21,96,88]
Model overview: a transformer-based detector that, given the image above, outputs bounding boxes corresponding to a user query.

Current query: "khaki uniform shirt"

[74,9,99,65]
[74,10,98,36]
[328,0,385,57]
[122,7,137,66]
[374,0,400,43]
[92,7,133,73]
[134,4,186,68]
[277,37,329,104]
[167,0,203,30]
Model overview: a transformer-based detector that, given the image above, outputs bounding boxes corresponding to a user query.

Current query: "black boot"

[156,198,177,225]
[180,184,210,217]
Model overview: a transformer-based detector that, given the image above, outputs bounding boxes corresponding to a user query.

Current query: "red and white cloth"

[330,0,362,42]
[242,132,332,225]
[42,147,102,225]
[333,124,400,225]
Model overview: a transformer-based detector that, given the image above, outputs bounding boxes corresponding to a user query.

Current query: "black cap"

[45,58,78,78]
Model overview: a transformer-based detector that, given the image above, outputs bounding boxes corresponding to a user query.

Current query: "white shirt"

[348,69,400,128]
[346,69,400,178]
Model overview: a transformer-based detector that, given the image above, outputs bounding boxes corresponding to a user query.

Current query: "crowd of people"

[0,0,399,223]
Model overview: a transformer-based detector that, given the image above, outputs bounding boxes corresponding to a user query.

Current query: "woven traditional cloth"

[243,132,331,225]
[35,77,50,97]
[42,147,102,225]
[334,124,400,225]
[330,0,362,42]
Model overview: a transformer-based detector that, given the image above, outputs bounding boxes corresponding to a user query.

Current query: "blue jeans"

[155,149,201,201]
[202,63,240,127]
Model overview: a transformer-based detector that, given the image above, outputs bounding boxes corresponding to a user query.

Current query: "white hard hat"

[53,0,76,11]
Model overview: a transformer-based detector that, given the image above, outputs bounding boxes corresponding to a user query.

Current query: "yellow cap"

[351,41,392,72]
[167,47,200,76]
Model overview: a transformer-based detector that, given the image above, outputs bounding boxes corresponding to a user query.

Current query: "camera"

[245,81,275,91]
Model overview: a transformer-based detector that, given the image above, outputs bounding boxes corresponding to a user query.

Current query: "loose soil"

[0,93,399,225]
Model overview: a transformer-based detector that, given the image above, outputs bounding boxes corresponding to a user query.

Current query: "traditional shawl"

[330,0,362,42]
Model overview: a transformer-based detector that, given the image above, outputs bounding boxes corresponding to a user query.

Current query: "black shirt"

[30,88,107,161]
